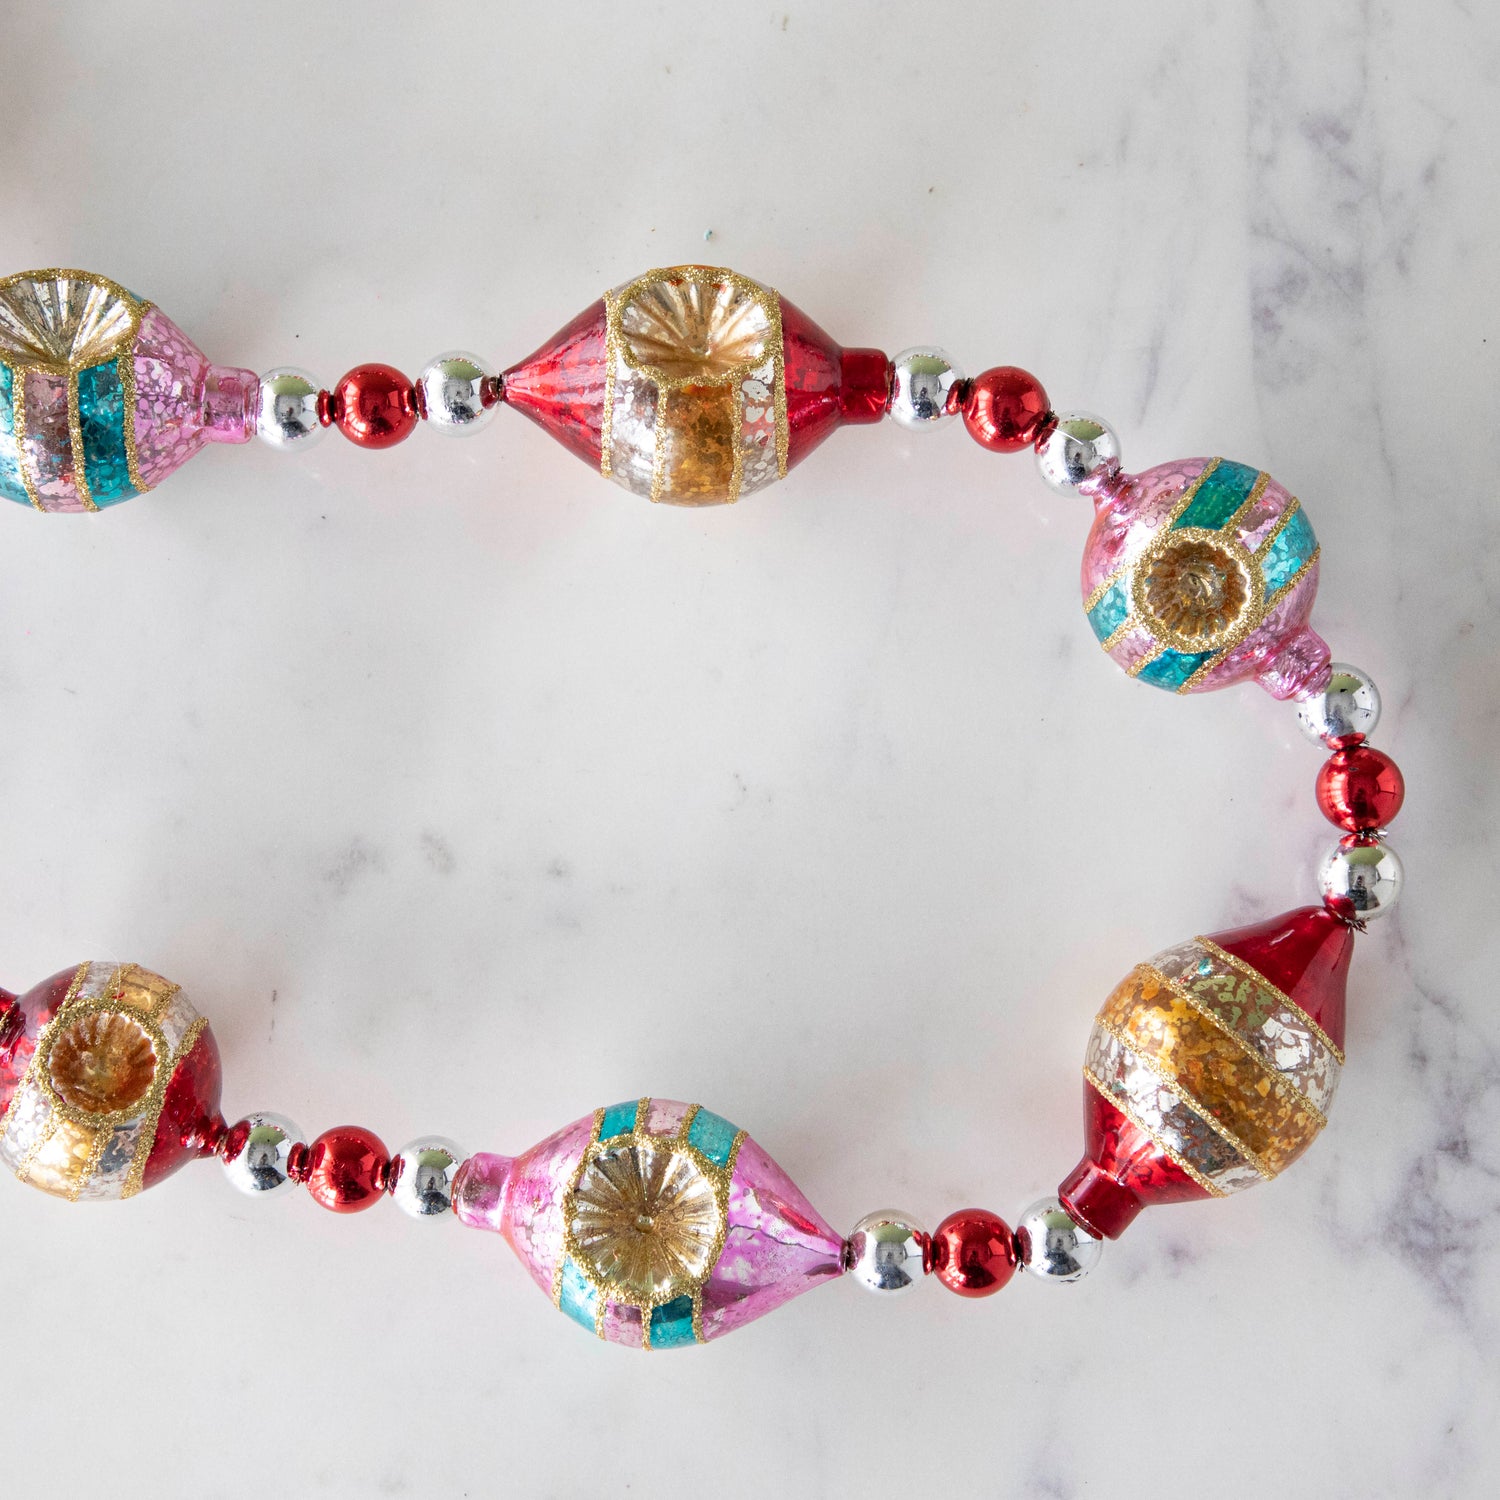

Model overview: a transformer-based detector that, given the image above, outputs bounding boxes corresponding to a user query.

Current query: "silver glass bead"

[256,368,326,448]
[1296,663,1382,748]
[844,1209,929,1293]
[1014,1197,1101,1282]
[221,1113,302,1196]
[1035,412,1121,492]
[889,347,963,429]
[1318,835,1404,922]
[415,351,496,435]
[389,1136,466,1219]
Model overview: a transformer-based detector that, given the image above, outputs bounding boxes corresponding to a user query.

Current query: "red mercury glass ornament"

[961,366,1053,452]
[1060,904,1354,1239]
[299,1125,390,1212]
[326,364,419,448]
[1316,745,1405,831]
[931,1208,1018,1296]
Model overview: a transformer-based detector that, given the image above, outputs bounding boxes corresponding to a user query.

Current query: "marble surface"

[2,3,1497,1495]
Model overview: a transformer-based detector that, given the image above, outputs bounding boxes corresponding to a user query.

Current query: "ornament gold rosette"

[0,269,151,510]
[600,266,787,507]
[558,1100,743,1342]
[0,960,204,1200]
[1132,528,1262,654]
[1083,940,1341,1196]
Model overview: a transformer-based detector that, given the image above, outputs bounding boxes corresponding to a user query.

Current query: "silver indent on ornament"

[1318,835,1403,923]
[415,351,496,434]
[389,1136,466,1218]
[844,1209,929,1293]
[1035,412,1121,492]
[1014,1197,1101,1282]
[255,367,326,448]
[1296,663,1381,747]
[220,1112,302,1195]
[889,348,963,429]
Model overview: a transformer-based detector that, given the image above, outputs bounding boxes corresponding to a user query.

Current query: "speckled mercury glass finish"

[0,270,257,510]
[0,961,221,1200]
[1080,457,1329,696]
[453,1097,843,1349]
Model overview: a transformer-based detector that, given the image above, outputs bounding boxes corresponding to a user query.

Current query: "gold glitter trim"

[13,1114,59,1186]
[68,1117,113,1203]
[65,370,97,511]
[1251,495,1302,561]
[1083,1064,1226,1197]
[1099,619,1135,653]
[117,340,148,494]
[1142,962,1328,1128]
[558,1096,743,1344]
[11,369,41,511]
[1083,566,1125,616]
[1194,936,1344,1063]
[601,266,787,505]
[1094,1014,1275,1180]
[0,270,146,376]
[1127,645,1160,679]
[1163,456,1222,526]
[1223,468,1272,534]
[728,387,745,504]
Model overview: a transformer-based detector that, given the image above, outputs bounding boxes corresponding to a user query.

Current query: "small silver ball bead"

[1035,412,1121,492]
[256,368,326,448]
[889,347,963,429]
[1014,1197,1102,1282]
[416,351,496,434]
[1296,663,1382,748]
[221,1113,302,1196]
[844,1209,929,1293]
[1319,835,1404,922]
[389,1136,466,1219]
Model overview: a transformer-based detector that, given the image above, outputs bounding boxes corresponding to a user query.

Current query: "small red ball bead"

[931,1208,1018,1297]
[961,367,1053,453]
[1316,745,1405,832]
[329,364,419,448]
[302,1125,390,1213]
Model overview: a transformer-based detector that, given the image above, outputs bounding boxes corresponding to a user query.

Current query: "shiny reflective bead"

[256,368,327,449]
[1013,1197,1101,1282]
[1316,745,1405,831]
[389,1136,465,1219]
[1035,412,1121,492]
[1296,663,1381,747]
[1318,835,1404,923]
[931,1208,1017,1297]
[961,366,1052,453]
[889,347,963,429]
[415,352,497,434]
[299,1124,390,1212]
[844,1209,929,1293]
[220,1113,303,1196]
[328,363,419,448]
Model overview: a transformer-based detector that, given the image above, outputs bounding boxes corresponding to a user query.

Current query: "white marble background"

[2,3,1497,1495]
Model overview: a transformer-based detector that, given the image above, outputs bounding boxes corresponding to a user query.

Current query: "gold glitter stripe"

[118,344,148,494]
[13,1114,58,1185]
[1083,1064,1226,1197]
[1083,567,1125,616]
[769,300,788,481]
[1223,468,1272,535]
[649,386,668,503]
[600,293,618,479]
[1195,935,1344,1062]
[11,369,42,511]
[68,1119,112,1203]
[1099,618,1136,653]
[727,388,745,504]
[1094,1014,1275,1180]
[122,1013,207,1199]
[65,370,98,511]
[1163,456,1222,526]
[1128,643,1163,679]
[1098,975,1317,1173]
[1143,963,1328,1127]
[1251,495,1302,560]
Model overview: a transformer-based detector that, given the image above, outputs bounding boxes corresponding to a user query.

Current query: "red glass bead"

[1316,745,1404,832]
[328,364,419,448]
[931,1209,1018,1296]
[302,1125,390,1212]
[961,366,1053,453]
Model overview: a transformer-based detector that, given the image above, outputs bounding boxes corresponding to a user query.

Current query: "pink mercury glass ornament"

[1079,456,1330,697]
[0,270,257,511]
[453,1097,845,1349]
